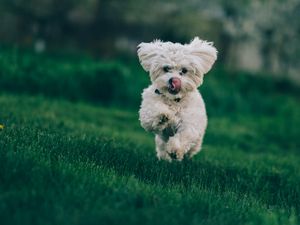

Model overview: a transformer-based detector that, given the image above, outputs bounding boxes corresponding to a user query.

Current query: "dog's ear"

[137,40,162,72]
[187,37,217,75]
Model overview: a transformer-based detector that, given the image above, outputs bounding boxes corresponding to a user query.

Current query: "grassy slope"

[0,48,300,225]
[0,93,299,225]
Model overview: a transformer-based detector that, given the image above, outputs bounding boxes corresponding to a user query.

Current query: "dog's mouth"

[168,77,181,95]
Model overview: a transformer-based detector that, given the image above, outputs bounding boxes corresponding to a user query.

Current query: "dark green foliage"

[0,48,130,104]
[0,49,299,225]
[1,47,299,114]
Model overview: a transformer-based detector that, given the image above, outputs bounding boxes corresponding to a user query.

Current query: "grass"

[0,48,300,225]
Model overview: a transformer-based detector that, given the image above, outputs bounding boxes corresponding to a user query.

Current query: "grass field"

[0,48,300,225]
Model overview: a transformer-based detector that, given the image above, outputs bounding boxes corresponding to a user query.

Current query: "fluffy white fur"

[137,37,217,161]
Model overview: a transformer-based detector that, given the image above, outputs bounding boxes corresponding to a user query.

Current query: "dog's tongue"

[168,77,181,94]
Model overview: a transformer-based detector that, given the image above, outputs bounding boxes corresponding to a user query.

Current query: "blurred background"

[0,0,300,115]
[0,0,299,83]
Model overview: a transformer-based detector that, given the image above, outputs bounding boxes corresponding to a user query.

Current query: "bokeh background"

[1,0,300,82]
[0,1,300,225]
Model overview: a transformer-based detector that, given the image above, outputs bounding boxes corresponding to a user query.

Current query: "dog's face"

[137,37,217,99]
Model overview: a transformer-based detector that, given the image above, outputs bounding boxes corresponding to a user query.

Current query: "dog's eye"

[163,66,171,73]
[181,67,188,74]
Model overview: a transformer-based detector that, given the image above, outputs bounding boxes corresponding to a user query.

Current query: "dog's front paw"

[153,113,171,132]
[158,114,169,125]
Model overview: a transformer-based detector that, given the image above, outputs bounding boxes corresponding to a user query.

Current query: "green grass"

[0,48,300,225]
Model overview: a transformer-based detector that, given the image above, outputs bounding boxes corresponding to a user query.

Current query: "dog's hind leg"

[155,135,171,161]
[187,135,204,159]
[166,126,204,161]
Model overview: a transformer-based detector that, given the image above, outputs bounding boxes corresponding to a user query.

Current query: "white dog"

[137,37,217,161]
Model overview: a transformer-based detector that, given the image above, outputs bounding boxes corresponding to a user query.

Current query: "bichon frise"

[137,37,217,161]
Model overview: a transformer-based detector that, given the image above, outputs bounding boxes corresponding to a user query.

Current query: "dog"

[137,37,217,161]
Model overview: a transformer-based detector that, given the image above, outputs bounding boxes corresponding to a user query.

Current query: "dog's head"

[137,37,217,99]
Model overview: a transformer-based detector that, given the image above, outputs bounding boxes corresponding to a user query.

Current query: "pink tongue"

[168,78,181,94]
[171,78,181,90]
